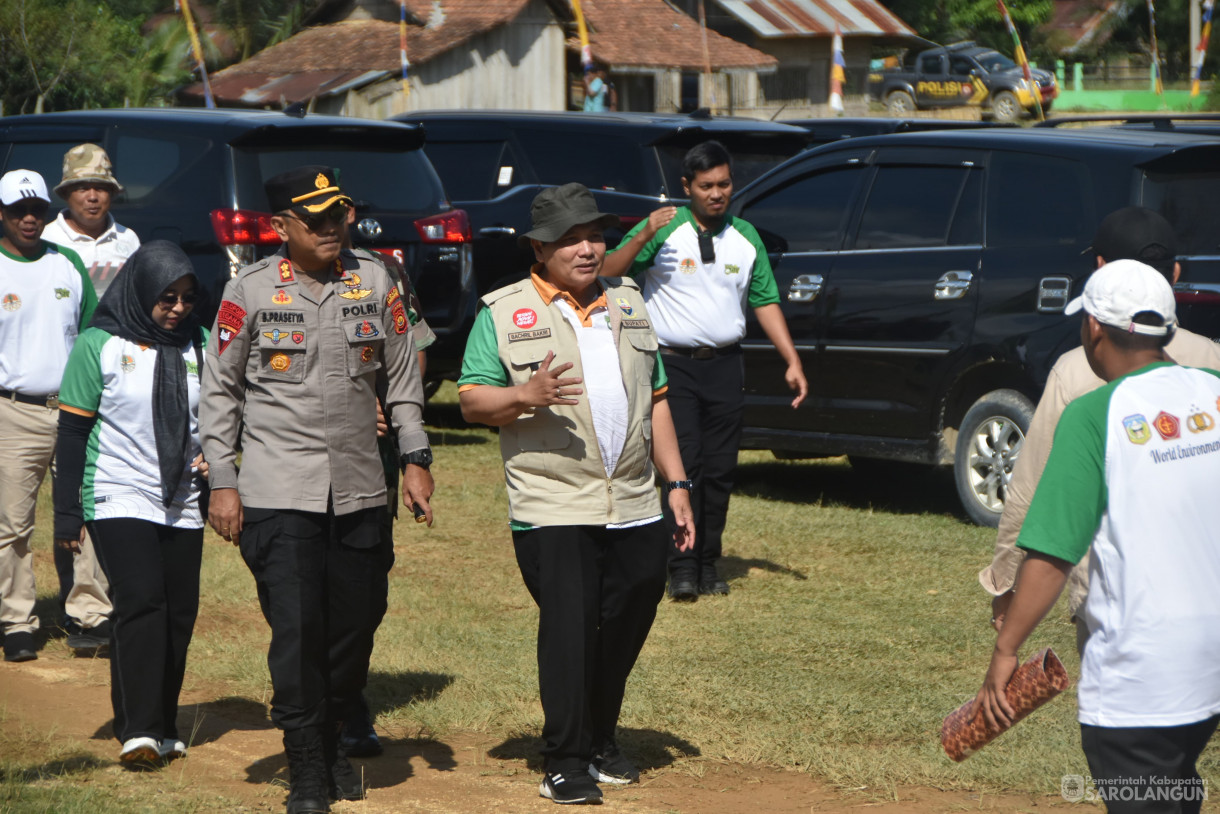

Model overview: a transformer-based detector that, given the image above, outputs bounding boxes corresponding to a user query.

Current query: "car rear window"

[656,143,802,196]
[513,127,655,195]
[1144,171,1220,257]
[234,146,445,213]
[987,152,1093,248]
[423,140,522,201]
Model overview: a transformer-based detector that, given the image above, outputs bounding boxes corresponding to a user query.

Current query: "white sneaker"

[158,739,187,760]
[119,737,161,763]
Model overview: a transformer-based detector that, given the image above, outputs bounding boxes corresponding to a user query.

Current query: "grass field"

[1,382,1215,811]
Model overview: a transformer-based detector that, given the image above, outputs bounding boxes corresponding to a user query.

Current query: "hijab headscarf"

[89,241,202,508]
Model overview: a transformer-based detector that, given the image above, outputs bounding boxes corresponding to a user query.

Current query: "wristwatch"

[665,479,694,492]
[400,448,433,470]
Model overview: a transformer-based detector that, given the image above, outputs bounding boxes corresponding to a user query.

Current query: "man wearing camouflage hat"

[40,144,138,657]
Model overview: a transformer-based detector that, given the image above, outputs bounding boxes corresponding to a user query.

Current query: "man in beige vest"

[980,207,1220,651]
[458,183,694,805]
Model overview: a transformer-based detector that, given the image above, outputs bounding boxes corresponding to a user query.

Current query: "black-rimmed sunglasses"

[157,291,199,307]
[3,200,49,219]
[287,201,350,232]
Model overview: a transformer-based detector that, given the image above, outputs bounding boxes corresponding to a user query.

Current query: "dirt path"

[1,648,1069,813]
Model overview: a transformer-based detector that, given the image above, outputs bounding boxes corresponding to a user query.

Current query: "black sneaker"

[67,620,111,656]
[539,770,603,804]
[3,631,36,663]
[588,745,639,785]
[698,564,729,596]
[668,573,698,602]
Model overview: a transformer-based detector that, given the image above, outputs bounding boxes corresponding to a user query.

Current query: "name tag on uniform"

[508,328,552,342]
[620,319,651,329]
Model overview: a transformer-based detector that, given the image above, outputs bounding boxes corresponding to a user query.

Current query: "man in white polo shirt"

[39,143,137,655]
[603,140,807,600]
[0,170,97,663]
[975,260,1220,814]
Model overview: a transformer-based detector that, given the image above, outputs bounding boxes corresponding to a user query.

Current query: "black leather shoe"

[668,578,698,602]
[698,565,729,595]
[4,632,37,663]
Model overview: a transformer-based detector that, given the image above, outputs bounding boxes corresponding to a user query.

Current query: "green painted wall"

[1054,89,1210,112]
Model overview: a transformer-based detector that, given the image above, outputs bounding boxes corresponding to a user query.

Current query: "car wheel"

[886,89,916,117]
[991,91,1021,123]
[953,389,1034,528]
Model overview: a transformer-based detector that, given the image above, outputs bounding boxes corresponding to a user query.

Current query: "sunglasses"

[285,201,349,231]
[4,200,49,219]
[157,291,199,307]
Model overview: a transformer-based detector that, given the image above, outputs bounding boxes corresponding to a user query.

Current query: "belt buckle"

[46,395,59,410]
[691,347,716,360]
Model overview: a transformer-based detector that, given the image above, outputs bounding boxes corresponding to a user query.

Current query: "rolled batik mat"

[941,647,1071,762]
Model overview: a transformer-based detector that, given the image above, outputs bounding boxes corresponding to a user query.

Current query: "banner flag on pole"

[180,0,215,109]
[571,0,593,71]
[996,0,1043,121]
[400,0,410,97]
[1147,0,1164,96]
[1192,0,1214,96]
[830,25,845,113]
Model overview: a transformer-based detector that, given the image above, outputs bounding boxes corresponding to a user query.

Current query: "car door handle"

[787,274,823,303]
[934,270,973,300]
[479,226,517,237]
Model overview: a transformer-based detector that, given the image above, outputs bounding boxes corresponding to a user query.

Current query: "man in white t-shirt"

[975,260,1220,814]
[0,170,97,663]
[39,143,138,655]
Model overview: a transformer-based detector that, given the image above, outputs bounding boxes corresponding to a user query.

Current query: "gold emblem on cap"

[315,173,329,190]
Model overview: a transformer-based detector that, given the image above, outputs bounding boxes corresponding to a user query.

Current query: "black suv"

[393,110,810,297]
[730,126,1220,525]
[0,108,474,385]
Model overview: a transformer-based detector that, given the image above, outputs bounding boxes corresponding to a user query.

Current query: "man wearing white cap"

[975,260,1220,814]
[0,170,97,663]
[40,144,136,655]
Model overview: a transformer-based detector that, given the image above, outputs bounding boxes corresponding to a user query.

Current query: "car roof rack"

[1035,113,1220,130]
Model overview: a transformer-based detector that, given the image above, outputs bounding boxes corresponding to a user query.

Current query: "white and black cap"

[0,170,51,206]
[1066,258,1177,337]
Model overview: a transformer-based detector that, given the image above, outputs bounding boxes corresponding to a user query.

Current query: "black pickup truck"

[868,42,1058,122]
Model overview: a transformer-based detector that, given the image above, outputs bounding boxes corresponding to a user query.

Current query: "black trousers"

[1081,714,1219,814]
[512,522,667,772]
[89,517,203,744]
[660,350,744,576]
[240,505,391,732]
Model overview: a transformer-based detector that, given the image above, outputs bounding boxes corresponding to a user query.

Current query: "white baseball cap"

[1066,258,1177,337]
[0,170,51,206]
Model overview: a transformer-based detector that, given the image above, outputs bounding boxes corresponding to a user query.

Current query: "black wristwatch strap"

[666,479,694,491]
[400,448,433,470]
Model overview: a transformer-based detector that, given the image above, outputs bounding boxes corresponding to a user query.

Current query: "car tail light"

[618,215,644,229]
[210,208,281,246]
[414,209,472,243]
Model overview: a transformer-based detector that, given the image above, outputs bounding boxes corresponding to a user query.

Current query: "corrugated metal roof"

[713,0,915,37]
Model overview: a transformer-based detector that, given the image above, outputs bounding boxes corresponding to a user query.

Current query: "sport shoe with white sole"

[539,770,603,804]
[588,745,640,785]
[158,739,187,760]
[119,737,161,764]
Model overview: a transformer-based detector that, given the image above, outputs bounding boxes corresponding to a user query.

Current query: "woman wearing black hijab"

[53,241,209,765]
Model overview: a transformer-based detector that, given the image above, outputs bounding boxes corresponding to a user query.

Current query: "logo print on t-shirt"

[679,258,697,275]
[513,308,538,329]
[1187,408,1216,433]
[1123,414,1151,445]
[54,288,70,299]
[120,355,135,373]
[1,294,20,311]
[1153,411,1181,441]
[724,264,740,275]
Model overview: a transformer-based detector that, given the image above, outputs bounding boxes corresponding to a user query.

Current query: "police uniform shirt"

[1018,362,1220,728]
[0,240,97,395]
[41,212,140,299]
[58,327,207,528]
[613,206,780,348]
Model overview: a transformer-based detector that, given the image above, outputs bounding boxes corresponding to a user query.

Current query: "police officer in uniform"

[200,166,434,814]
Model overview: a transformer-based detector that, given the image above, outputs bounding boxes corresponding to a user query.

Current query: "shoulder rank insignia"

[278,259,295,283]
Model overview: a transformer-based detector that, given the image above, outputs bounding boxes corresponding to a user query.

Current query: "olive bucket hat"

[519,183,620,246]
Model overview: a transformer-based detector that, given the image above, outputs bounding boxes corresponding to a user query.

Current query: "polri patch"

[361,346,375,363]
[355,320,380,339]
[272,290,293,305]
[216,300,248,355]
[263,328,292,344]
[512,308,538,329]
[508,328,552,342]
[291,330,305,344]
[392,302,408,335]
[278,259,295,283]
[339,288,373,301]
[620,318,650,329]
[386,287,401,307]
[269,352,291,372]
[344,273,362,289]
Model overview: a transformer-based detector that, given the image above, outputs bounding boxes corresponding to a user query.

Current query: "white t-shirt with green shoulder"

[59,327,207,528]
[1018,361,1220,728]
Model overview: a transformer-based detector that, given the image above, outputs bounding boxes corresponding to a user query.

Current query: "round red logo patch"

[512,308,538,329]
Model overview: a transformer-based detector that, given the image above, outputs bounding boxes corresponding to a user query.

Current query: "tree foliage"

[879,0,1054,59]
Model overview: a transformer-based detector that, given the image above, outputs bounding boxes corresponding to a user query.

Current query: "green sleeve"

[58,244,98,328]
[739,219,780,308]
[610,214,678,279]
[457,306,508,388]
[651,352,667,392]
[1016,386,1112,565]
[59,328,111,413]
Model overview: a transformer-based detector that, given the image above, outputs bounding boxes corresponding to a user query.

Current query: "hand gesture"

[522,351,583,408]
[644,206,678,239]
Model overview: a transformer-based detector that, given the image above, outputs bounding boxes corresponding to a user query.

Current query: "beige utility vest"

[484,276,661,527]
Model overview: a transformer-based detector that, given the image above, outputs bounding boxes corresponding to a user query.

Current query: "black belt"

[659,343,741,360]
[0,388,58,409]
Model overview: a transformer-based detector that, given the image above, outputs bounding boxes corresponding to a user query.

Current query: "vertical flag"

[572,0,593,72]
[179,0,214,109]
[995,0,1043,121]
[830,24,845,113]
[698,0,717,110]
[400,0,410,97]
[1147,0,1164,96]
[1192,0,1213,96]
